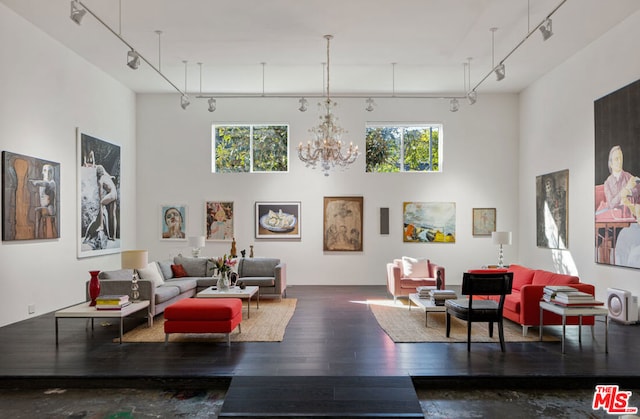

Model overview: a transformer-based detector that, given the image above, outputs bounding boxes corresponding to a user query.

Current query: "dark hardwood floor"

[0,285,638,416]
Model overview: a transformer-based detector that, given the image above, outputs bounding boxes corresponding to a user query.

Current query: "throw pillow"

[401,256,430,278]
[157,260,174,280]
[137,262,164,287]
[171,264,188,278]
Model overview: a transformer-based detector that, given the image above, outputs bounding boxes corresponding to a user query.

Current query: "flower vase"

[88,270,101,306]
[217,272,230,291]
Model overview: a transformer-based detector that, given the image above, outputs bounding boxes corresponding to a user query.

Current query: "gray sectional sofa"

[87,256,286,317]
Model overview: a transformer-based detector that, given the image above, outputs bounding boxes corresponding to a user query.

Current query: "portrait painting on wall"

[2,151,60,241]
[206,201,234,241]
[403,202,456,243]
[77,130,121,258]
[160,205,187,240]
[536,169,568,250]
[323,196,363,251]
[255,201,301,239]
[594,78,640,269]
[472,208,496,236]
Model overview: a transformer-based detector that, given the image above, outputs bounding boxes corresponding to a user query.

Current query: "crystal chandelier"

[298,35,359,176]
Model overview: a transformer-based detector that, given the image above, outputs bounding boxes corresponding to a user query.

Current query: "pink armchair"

[386,257,445,301]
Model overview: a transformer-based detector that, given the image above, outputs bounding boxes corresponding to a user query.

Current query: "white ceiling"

[3,0,639,97]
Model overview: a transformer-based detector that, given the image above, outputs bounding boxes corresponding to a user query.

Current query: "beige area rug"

[116,298,297,343]
[368,299,558,343]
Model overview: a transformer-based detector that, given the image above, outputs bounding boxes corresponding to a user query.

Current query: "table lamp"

[189,236,206,258]
[121,250,148,301]
[492,231,512,268]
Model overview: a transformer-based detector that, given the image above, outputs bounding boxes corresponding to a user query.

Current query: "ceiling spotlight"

[207,98,217,112]
[127,50,140,70]
[180,95,190,110]
[494,63,506,81]
[365,98,376,112]
[298,97,308,112]
[449,98,459,112]
[539,18,553,41]
[70,0,86,25]
[467,90,477,105]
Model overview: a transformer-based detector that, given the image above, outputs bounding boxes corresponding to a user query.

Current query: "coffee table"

[408,293,447,327]
[55,300,151,345]
[196,286,259,318]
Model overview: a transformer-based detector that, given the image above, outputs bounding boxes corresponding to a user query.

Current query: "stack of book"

[542,285,578,302]
[429,289,457,306]
[96,295,131,310]
[416,286,435,299]
[543,285,603,306]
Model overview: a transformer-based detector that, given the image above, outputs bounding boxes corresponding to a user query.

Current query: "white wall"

[519,10,640,302]
[136,93,520,287]
[0,4,136,327]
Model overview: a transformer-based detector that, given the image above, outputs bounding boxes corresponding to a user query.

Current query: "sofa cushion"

[157,260,174,280]
[239,277,276,287]
[163,278,198,293]
[503,291,521,313]
[155,284,181,304]
[98,269,133,280]
[401,256,430,278]
[240,258,279,277]
[137,262,164,287]
[507,264,535,291]
[532,270,579,286]
[171,264,188,278]
[173,255,208,277]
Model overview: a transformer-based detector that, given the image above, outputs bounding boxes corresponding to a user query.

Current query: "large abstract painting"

[536,169,568,249]
[323,196,363,251]
[403,202,456,243]
[594,78,640,268]
[77,130,121,258]
[2,151,60,241]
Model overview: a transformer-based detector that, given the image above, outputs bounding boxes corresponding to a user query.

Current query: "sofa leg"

[522,325,528,337]
[165,333,169,344]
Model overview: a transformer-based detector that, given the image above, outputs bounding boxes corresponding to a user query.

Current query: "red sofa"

[474,264,596,336]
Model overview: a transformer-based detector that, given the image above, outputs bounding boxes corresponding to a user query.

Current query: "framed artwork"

[472,208,496,236]
[160,205,187,240]
[323,196,363,251]
[2,151,60,241]
[255,201,301,239]
[536,169,568,250]
[206,201,234,241]
[594,78,640,268]
[77,130,121,258]
[403,202,456,243]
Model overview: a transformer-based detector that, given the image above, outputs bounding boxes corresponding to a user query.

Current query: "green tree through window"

[366,125,441,172]
[213,125,289,173]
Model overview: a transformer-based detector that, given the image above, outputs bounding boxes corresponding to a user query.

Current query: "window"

[212,124,289,173]
[365,124,442,172]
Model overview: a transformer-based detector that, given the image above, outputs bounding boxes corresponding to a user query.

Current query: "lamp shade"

[121,250,148,270]
[189,236,205,248]
[492,231,512,245]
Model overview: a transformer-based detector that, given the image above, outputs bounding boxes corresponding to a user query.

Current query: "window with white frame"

[212,124,289,173]
[365,124,442,172]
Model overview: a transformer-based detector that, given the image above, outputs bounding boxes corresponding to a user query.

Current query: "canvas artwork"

[160,205,187,240]
[323,196,363,251]
[78,131,121,258]
[594,78,640,268]
[206,201,234,241]
[403,202,456,243]
[2,151,60,241]
[255,201,301,239]
[536,169,568,250]
[472,208,496,236]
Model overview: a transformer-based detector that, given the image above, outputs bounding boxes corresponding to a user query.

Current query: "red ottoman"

[164,298,242,346]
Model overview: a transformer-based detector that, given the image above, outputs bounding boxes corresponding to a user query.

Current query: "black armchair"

[445,272,513,352]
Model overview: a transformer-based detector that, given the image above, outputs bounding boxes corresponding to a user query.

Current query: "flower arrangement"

[211,254,237,276]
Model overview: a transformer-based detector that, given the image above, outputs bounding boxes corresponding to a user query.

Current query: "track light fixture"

[449,98,459,112]
[365,98,375,112]
[298,97,308,112]
[207,98,217,112]
[180,95,190,110]
[70,1,86,25]
[539,18,553,41]
[467,90,477,105]
[494,63,505,81]
[127,50,140,70]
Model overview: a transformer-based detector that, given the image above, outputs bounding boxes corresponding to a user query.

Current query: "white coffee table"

[196,285,259,318]
[408,293,447,327]
[55,300,151,345]
[539,300,609,354]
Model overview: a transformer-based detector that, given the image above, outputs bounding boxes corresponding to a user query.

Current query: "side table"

[539,300,608,354]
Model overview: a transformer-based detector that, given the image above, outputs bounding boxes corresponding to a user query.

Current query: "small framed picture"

[255,201,301,239]
[160,205,187,240]
[472,208,496,236]
[206,201,234,241]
